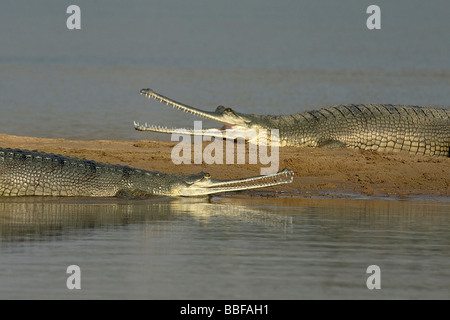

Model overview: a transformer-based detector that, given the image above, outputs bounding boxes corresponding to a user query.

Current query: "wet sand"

[1,134,449,199]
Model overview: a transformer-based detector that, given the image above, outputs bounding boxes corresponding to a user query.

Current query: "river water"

[1,196,449,299]
[0,1,449,300]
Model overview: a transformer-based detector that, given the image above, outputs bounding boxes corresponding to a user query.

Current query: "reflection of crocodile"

[135,89,450,157]
[0,197,293,240]
[0,148,293,197]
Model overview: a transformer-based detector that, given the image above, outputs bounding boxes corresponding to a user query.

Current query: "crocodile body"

[239,104,450,156]
[0,148,293,197]
[135,89,450,157]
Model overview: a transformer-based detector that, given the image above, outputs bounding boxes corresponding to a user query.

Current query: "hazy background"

[1,0,449,140]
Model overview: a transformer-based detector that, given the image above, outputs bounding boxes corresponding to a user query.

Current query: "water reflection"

[0,196,294,241]
[0,196,448,299]
[1,195,448,243]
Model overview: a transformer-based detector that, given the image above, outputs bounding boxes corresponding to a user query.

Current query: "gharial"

[0,148,293,197]
[135,89,450,157]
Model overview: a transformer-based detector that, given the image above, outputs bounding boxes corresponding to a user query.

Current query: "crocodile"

[0,148,293,197]
[134,89,450,157]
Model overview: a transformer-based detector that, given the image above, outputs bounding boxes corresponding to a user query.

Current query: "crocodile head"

[173,169,294,197]
[125,167,293,197]
[134,88,273,143]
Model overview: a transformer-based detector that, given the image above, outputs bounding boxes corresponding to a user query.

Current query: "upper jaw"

[134,88,250,136]
[176,169,294,196]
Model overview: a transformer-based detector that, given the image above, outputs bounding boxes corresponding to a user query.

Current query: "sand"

[0,134,448,199]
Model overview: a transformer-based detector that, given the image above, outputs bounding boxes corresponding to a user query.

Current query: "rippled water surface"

[0,196,449,299]
[1,1,449,140]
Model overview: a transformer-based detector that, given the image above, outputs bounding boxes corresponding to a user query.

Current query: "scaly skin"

[135,89,450,157]
[0,148,293,197]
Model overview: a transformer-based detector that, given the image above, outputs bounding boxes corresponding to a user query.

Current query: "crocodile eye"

[202,173,211,180]
[215,106,235,115]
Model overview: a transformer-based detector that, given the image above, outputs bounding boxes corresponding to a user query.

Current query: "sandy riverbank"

[1,134,448,199]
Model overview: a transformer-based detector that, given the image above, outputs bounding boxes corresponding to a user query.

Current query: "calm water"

[1,0,449,140]
[0,1,449,300]
[0,196,449,299]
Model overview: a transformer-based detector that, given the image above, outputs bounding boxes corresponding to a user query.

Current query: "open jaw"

[134,88,251,138]
[178,169,294,196]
